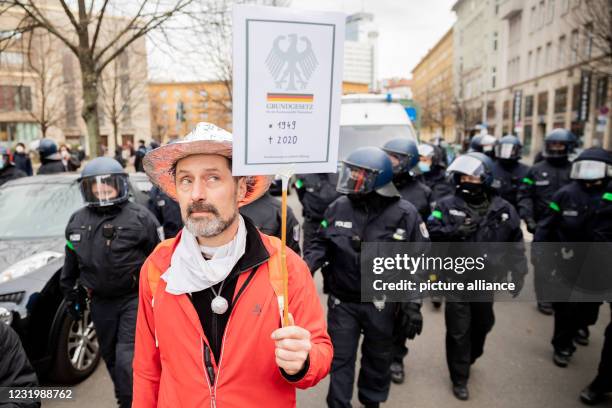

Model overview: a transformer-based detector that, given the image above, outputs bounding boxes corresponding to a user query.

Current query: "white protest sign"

[232,5,345,176]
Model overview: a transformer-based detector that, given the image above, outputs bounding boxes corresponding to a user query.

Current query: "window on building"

[159,90,167,98]
[503,100,510,120]
[523,125,533,154]
[118,52,129,70]
[539,1,546,28]
[491,66,497,88]
[547,0,555,23]
[530,6,537,31]
[554,86,568,113]
[0,86,32,112]
[570,29,579,63]
[571,83,581,111]
[536,47,542,75]
[584,23,593,59]
[493,32,498,51]
[537,91,548,116]
[545,42,553,71]
[525,95,534,117]
[0,51,23,67]
[595,77,609,108]
[527,51,533,77]
[65,93,77,127]
[174,90,181,98]
[558,35,566,67]
[487,101,496,120]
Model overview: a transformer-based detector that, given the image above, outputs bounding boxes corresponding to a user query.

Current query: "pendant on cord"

[211,296,229,314]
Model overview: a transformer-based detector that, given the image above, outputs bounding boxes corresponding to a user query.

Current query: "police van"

[339,93,418,160]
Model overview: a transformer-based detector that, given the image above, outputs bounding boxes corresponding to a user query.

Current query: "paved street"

[45,194,611,407]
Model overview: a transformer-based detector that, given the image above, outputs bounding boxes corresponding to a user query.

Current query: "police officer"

[427,152,527,401]
[294,172,340,254]
[517,128,576,315]
[240,190,301,254]
[469,134,497,157]
[60,157,161,408]
[148,185,183,238]
[37,139,66,175]
[417,143,455,207]
[382,138,432,384]
[0,147,27,186]
[491,134,530,209]
[534,148,612,368]
[305,147,427,408]
[382,138,432,220]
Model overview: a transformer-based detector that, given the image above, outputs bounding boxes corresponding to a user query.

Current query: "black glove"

[526,218,537,234]
[400,302,423,339]
[66,286,87,321]
[457,221,478,238]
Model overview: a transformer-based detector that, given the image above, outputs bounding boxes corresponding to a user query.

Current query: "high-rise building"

[344,12,379,90]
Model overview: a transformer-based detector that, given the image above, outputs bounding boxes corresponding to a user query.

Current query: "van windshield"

[339,125,417,160]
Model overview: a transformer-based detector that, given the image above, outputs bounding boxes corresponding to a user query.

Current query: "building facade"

[0,4,151,155]
[453,0,611,158]
[412,28,456,143]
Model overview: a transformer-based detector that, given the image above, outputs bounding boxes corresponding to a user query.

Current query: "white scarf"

[161,215,247,295]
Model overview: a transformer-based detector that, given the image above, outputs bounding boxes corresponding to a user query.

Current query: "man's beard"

[184,201,237,238]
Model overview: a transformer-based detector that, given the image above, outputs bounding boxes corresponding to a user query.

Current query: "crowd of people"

[0,122,610,408]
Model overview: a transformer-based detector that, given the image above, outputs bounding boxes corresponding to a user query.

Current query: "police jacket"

[147,186,183,238]
[491,159,530,208]
[0,324,40,408]
[37,159,66,175]
[304,193,430,302]
[517,158,571,222]
[427,193,527,281]
[240,191,301,255]
[534,181,612,243]
[0,165,26,187]
[60,201,161,298]
[394,172,432,221]
[12,153,33,176]
[295,173,341,222]
[418,166,455,206]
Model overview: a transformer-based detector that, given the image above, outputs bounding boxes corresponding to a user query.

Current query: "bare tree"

[569,0,612,78]
[0,0,201,157]
[18,29,67,137]
[99,48,147,152]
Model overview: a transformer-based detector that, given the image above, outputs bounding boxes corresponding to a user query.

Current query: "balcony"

[499,0,525,20]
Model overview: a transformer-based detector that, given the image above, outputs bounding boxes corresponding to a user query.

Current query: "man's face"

[91,182,118,200]
[460,174,482,184]
[420,156,433,166]
[175,154,246,238]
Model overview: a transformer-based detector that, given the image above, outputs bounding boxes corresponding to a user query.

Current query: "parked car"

[0,173,150,384]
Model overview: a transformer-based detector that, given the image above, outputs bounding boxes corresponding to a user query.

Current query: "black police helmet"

[495,134,523,160]
[543,128,577,158]
[79,157,129,207]
[447,152,495,187]
[38,138,59,160]
[570,147,612,181]
[382,138,420,173]
[337,146,399,197]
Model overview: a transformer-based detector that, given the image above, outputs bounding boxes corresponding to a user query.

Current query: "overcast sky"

[147,0,457,81]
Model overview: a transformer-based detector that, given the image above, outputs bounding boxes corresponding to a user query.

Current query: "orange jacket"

[132,231,332,408]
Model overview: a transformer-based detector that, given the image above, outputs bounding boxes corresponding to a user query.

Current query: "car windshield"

[339,125,417,160]
[0,182,84,239]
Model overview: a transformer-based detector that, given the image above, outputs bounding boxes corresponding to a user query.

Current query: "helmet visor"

[495,143,520,159]
[544,141,571,158]
[337,163,378,195]
[570,160,611,180]
[384,151,413,174]
[80,174,129,207]
[447,155,488,178]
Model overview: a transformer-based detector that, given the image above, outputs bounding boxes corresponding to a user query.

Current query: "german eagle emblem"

[265,34,318,91]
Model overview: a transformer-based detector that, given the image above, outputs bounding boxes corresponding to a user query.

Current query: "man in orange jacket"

[132,122,333,407]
